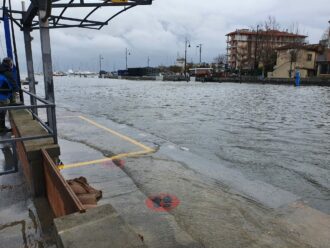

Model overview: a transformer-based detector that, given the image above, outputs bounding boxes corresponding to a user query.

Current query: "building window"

[307,54,312,61]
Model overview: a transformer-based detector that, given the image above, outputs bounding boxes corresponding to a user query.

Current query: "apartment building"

[226,29,307,70]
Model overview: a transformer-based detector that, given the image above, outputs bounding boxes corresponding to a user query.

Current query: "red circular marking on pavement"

[101,159,125,169]
[113,159,125,168]
[145,193,180,212]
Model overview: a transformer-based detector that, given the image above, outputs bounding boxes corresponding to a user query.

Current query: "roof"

[226,29,307,38]
[276,44,323,52]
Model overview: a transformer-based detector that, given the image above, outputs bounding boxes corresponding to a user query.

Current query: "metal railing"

[0,89,57,176]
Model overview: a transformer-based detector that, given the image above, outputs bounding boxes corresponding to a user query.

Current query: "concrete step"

[54,204,147,248]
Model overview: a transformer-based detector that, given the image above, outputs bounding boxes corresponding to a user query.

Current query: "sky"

[0,0,329,72]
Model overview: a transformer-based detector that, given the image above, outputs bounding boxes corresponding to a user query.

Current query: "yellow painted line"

[58,115,155,170]
[78,115,152,151]
[57,115,79,119]
[59,149,154,170]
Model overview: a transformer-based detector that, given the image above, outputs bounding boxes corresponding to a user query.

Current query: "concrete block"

[26,144,60,162]
[9,109,60,197]
[54,204,147,248]
[29,160,46,197]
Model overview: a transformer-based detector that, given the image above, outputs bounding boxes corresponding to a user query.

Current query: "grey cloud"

[2,0,329,72]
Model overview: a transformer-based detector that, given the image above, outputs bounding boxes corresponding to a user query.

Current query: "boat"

[21,77,38,85]
[53,71,67,77]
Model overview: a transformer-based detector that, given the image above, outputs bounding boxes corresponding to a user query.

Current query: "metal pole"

[184,38,190,80]
[197,44,202,64]
[254,25,259,72]
[125,48,128,70]
[3,8,13,61]
[3,7,21,103]
[99,55,101,72]
[328,20,330,49]
[8,0,23,102]
[38,9,57,144]
[99,54,103,72]
[184,39,187,77]
[23,29,37,114]
[22,2,37,115]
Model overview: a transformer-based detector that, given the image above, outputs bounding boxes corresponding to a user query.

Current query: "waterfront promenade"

[54,106,330,247]
[1,79,330,247]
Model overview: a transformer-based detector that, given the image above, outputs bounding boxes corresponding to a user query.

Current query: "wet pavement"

[0,124,56,248]
[0,169,56,248]
[55,107,330,248]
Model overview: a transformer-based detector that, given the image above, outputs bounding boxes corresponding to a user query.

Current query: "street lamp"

[254,25,259,72]
[99,54,104,75]
[328,20,330,48]
[184,38,191,78]
[196,44,202,65]
[125,48,131,70]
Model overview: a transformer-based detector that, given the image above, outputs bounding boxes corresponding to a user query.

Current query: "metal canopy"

[0,0,152,148]
[3,0,152,30]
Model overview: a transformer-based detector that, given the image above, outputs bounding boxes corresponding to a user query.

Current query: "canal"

[34,77,330,214]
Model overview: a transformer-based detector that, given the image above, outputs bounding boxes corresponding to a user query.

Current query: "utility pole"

[196,44,202,64]
[328,20,330,49]
[147,56,150,67]
[99,54,104,77]
[125,48,130,70]
[184,38,190,79]
[99,54,104,72]
[254,25,259,73]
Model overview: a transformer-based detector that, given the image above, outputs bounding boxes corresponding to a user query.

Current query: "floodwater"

[37,77,330,214]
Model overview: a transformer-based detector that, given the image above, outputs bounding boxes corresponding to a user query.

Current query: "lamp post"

[328,20,330,49]
[196,43,202,65]
[99,54,104,77]
[184,38,191,78]
[125,48,130,70]
[254,25,259,73]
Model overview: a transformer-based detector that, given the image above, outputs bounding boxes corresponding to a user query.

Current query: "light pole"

[328,20,330,49]
[254,25,259,73]
[184,38,191,78]
[125,48,130,70]
[99,54,104,76]
[196,44,202,65]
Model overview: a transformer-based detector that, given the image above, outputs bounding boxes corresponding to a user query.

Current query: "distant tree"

[265,16,281,30]
[213,54,227,64]
[322,31,329,40]
[288,48,303,78]
[258,16,281,75]
[249,17,307,77]
[321,27,330,46]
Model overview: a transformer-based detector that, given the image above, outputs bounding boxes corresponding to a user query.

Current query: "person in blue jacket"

[0,57,17,133]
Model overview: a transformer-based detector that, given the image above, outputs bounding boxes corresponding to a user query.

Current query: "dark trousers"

[0,100,9,128]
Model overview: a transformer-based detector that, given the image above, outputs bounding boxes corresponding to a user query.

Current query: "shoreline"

[100,75,330,86]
